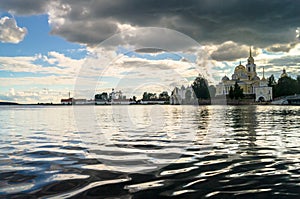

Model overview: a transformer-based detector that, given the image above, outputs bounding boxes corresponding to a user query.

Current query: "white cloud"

[0,17,27,43]
[0,52,86,103]
[0,51,84,76]
[0,56,64,75]
[1,41,300,103]
[9,88,15,96]
[208,42,300,82]
[1,76,75,87]
[296,27,300,40]
[2,87,68,104]
[47,1,71,30]
[80,50,206,98]
[116,23,136,32]
[1,74,80,104]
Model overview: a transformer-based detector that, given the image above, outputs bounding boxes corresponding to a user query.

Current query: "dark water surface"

[1,105,300,198]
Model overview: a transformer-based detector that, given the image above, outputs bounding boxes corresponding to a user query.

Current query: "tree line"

[228,82,244,100]
[191,75,243,101]
[95,73,300,103]
[268,74,300,98]
[191,73,300,101]
[142,91,170,101]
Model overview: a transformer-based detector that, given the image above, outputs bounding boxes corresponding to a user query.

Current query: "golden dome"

[281,68,288,78]
[234,62,246,73]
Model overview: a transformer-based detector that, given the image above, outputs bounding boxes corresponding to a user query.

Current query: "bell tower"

[246,46,257,80]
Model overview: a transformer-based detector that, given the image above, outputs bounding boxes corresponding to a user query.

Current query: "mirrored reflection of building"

[230,106,258,149]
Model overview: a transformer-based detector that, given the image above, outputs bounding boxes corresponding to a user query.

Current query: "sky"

[1,0,300,103]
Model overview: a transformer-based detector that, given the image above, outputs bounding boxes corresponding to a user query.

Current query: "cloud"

[0,52,87,103]
[69,44,211,99]
[0,0,49,15]
[266,43,297,52]
[267,55,300,68]
[0,17,27,43]
[0,56,62,75]
[41,1,300,47]
[134,48,165,53]
[1,87,68,104]
[210,41,251,61]
[1,75,76,88]
[0,51,84,76]
[1,44,298,103]
[2,1,300,102]
[9,88,15,96]
[3,1,300,47]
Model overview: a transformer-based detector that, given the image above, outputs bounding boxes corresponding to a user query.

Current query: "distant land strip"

[0,102,19,105]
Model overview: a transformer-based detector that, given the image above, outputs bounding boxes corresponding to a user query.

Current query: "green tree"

[267,74,277,97]
[159,91,170,101]
[149,93,157,100]
[297,75,300,94]
[143,92,157,100]
[95,92,108,101]
[268,74,276,87]
[274,76,297,98]
[192,75,210,99]
[142,92,149,100]
[233,82,244,100]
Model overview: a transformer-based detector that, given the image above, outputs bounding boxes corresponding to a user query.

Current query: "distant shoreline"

[0,102,298,106]
[0,102,19,105]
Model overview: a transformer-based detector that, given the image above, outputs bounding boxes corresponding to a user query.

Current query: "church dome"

[233,62,248,80]
[281,68,288,78]
[222,75,230,81]
[234,63,246,73]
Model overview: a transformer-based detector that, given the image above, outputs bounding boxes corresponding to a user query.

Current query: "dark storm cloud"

[135,48,165,53]
[95,27,202,52]
[2,0,300,48]
[50,18,119,45]
[0,0,49,15]
[268,55,300,67]
[266,43,297,52]
[210,42,249,61]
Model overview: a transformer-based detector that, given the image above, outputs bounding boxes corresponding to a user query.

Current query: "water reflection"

[1,105,300,198]
[229,106,258,150]
[81,105,200,173]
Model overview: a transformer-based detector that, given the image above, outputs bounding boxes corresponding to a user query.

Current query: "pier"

[272,94,300,105]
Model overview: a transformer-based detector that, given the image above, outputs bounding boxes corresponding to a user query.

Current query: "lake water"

[1,105,300,198]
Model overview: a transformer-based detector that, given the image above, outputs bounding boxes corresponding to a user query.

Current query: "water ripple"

[1,105,300,198]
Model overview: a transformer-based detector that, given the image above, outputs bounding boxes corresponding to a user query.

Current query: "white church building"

[215,48,273,102]
[170,85,197,104]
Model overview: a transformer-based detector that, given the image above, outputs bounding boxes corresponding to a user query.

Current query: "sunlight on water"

[1,105,300,198]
